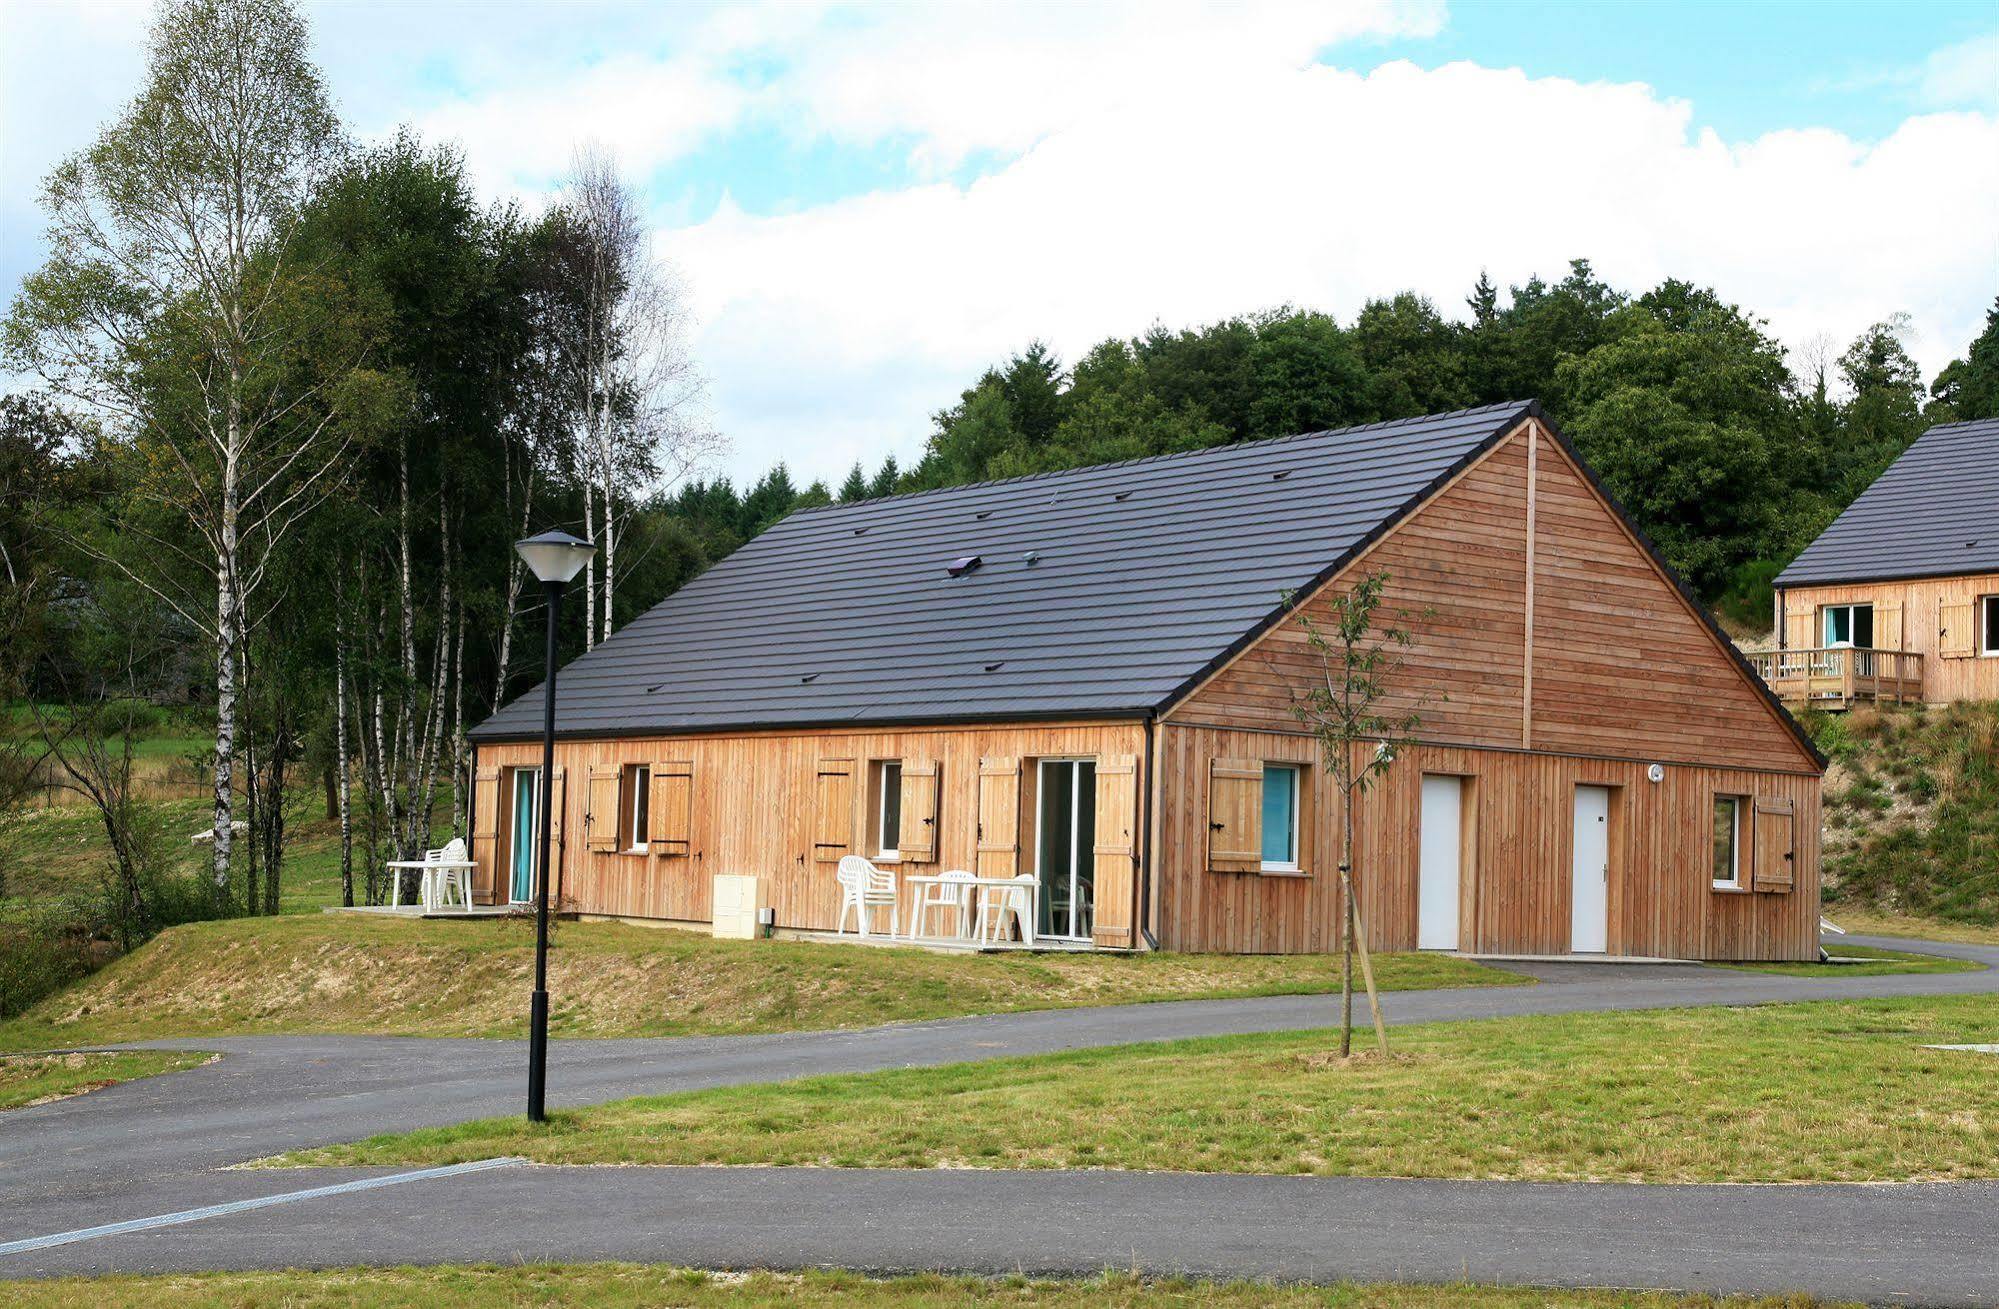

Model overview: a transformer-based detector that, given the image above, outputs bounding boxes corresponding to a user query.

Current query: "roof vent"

[984,661,1005,672]
[1023,550,1041,566]
[947,555,983,577]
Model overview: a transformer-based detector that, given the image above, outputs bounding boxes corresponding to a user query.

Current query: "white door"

[1417,776,1463,950]
[1570,786,1610,953]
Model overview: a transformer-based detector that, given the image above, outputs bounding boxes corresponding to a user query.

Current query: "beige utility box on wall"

[711,874,761,940]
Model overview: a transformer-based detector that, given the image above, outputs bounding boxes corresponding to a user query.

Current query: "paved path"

[2,933,1995,1302]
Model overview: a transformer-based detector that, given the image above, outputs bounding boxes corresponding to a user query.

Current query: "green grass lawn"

[0,913,1523,1051]
[1718,943,1983,977]
[0,1266,1854,1309]
[281,995,1999,1184]
[0,1048,210,1110]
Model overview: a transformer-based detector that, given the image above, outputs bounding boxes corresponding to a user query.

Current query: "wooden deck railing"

[1746,647,1925,708]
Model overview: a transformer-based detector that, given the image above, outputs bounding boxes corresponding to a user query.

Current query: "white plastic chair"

[835,855,898,937]
[429,837,472,912]
[974,873,1038,945]
[912,869,977,939]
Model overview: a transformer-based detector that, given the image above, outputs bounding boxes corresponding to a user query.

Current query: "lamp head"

[515,530,596,584]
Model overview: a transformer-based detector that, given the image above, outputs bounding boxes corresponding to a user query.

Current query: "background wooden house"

[1760,416,1999,709]
[469,401,1825,960]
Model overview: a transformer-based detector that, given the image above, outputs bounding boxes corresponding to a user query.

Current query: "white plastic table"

[901,874,1037,945]
[385,859,477,911]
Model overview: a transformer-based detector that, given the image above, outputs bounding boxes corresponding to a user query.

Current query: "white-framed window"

[873,759,903,859]
[625,764,650,853]
[1711,794,1744,889]
[1260,763,1301,872]
[1821,603,1873,649]
[1981,595,1999,657]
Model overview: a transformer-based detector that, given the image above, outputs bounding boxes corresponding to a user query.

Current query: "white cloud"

[671,56,1999,484]
[5,3,1994,492]
[1915,31,1999,112]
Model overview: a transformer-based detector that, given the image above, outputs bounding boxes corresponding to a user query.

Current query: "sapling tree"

[1287,570,1425,1057]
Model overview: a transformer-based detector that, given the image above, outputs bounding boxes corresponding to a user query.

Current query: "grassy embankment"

[0,913,1521,1051]
[1813,701,1999,929]
[0,1049,210,1110]
[284,994,1999,1184]
[0,1267,1853,1309]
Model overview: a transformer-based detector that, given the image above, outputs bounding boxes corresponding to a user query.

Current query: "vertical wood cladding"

[472,722,1146,933]
[1153,725,1820,960]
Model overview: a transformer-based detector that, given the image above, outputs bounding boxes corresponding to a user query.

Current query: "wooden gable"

[1525,428,1818,774]
[1167,419,1820,776]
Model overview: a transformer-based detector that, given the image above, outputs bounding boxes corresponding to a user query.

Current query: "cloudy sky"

[3,1,1996,487]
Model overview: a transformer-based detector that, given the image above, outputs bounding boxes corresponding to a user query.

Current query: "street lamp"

[515,529,595,1123]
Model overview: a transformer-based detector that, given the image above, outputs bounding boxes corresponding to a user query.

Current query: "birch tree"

[2,0,345,892]
[556,147,715,647]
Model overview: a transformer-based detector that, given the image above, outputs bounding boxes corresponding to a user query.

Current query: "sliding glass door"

[510,768,541,904]
[1035,759,1096,941]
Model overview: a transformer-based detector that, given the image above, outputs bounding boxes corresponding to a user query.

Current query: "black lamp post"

[514,529,595,1123]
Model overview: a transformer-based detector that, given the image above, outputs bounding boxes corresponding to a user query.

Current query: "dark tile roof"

[471,402,1538,739]
[1776,417,1999,587]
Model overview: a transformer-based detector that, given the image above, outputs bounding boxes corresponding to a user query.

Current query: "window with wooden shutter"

[897,760,940,863]
[586,764,621,852]
[1751,796,1795,893]
[1091,754,1139,947]
[1207,758,1263,873]
[1940,600,1976,659]
[650,761,693,856]
[813,759,855,862]
[976,756,1020,877]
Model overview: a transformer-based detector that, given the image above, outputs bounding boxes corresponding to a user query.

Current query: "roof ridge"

[789,399,1538,518]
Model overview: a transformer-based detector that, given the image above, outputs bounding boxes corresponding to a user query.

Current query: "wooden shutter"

[547,767,567,901]
[1207,758,1263,873]
[976,756,1020,877]
[897,760,940,864]
[470,766,500,904]
[813,759,855,862]
[650,761,693,856]
[586,764,621,852]
[1783,602,1814,650]
[1752,796,1795,893]
[1940,600,1976,659]
[1874,601,1902,651]
[1091,754,1139,948]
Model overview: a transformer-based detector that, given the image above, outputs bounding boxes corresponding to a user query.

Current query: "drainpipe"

[1775,587,1786,651]
[1138,713,1160,951]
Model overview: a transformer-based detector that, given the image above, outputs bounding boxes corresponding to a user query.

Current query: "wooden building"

[1758,416,1999,709]
[469,401,1825,960]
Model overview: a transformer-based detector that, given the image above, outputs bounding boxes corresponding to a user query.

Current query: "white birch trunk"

[335,596,353,908]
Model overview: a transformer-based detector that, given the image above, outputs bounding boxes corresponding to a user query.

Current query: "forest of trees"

[4,0,1997,946]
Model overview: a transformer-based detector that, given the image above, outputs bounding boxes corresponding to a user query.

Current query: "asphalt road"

[2,933,1996,1302]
